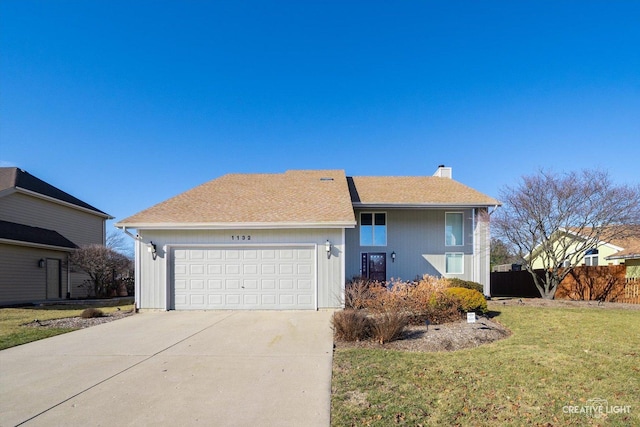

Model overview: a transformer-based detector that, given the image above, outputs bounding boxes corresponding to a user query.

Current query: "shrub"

[444,287,488,314]
[80,308,105,319]
[369,311,408,344]
[425,291,464,324]
[447,278,484,293]
[344,277,384,309]
[332,310,370,341]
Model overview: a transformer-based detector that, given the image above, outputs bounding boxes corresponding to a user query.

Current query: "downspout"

[66,253,71,299]
[472,208,479,284]
[118,226,141,311]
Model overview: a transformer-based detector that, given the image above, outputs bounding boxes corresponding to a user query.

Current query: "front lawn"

[332,303,639,426]
[0,302,134,350]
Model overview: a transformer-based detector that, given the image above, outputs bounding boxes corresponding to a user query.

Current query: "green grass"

[332,303,640,426]
[0,303,134,350]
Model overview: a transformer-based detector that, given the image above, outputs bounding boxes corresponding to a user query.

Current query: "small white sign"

[467,312,476,323]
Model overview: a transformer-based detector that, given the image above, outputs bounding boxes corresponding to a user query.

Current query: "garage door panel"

[243,264,258,275]
[173,246,315,310]
[261,279,276,289]
[297,279,312,289]
[190,279,204,290]
[207,264,222,275]
[190,264,204,275]
[226,279,240,289]
[279,264,294,274]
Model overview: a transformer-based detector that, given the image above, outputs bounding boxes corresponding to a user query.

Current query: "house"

[0,168,112,304]
[604,227,640,278]
[529,226,640,278]
[115,167,500,311]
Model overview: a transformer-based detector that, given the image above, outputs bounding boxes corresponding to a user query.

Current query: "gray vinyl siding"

[346,208,490,287]
[135,228,345,310]
[0,193,106,246]
[0,192,107,298]
[0,243,70,304]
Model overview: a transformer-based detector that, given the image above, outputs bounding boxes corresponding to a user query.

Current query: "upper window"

[584,249,599,266]
[360,213,387,246]
[445,212,464,246]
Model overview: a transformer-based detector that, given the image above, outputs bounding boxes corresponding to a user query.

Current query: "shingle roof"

[0,167,110,217]
[0,220,78,249]
[116,170,357,227]
[602,226,640,259]
[347,176,501,206]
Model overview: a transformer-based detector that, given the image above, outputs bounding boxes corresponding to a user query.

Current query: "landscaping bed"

[22,308,135,330]
[334,315,510,352]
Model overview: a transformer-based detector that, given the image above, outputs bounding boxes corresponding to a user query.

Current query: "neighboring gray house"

[0,168,112,304]
[116,166,500,311]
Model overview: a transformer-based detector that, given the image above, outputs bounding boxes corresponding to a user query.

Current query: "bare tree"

[107,229,134,259]
[70,244,132,297]
[493,169,640,299]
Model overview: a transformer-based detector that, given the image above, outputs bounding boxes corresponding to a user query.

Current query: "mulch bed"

[334,316,510,353]
[334,298,639,352]
[23,309,136,329]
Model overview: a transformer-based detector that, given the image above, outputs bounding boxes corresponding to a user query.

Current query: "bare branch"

[493,168,640,298]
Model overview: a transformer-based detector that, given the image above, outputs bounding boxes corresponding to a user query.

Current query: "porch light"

[148,241,157,260]
[391,251,396,262]
[38,258,45,268]
[325,240,331,259]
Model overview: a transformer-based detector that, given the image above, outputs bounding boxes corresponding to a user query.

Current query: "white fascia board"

[113,221,357,230]
[606,253,640,260]
[0,238,76,252]
[351,202,499,209]
[558,227,625,252]
[15,188,114,219]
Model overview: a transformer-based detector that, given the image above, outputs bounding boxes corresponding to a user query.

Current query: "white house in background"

[115,166,500,311]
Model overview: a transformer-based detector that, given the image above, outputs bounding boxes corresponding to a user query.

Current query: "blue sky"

[1,1,639,230]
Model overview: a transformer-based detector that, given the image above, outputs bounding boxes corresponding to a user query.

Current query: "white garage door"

[172,246,316,310]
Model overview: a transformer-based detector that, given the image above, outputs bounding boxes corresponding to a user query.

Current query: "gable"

[0,167,111,218]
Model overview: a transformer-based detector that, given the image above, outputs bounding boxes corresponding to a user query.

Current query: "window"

[445,212,463,246]
[360,213,386,246]
[446,253,464,274]
[584,249,599,266]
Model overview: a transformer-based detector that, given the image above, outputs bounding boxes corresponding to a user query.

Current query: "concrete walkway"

[0,311,334,427]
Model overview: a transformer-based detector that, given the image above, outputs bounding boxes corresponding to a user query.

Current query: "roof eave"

[114,221,357,230]
[0,238,77,252]
[606,253,640,260]
[351,202,501,209]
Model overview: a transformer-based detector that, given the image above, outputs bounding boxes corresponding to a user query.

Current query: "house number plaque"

[231,235,251,241]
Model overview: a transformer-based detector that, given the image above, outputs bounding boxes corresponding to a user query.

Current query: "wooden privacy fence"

[491,266,640,304]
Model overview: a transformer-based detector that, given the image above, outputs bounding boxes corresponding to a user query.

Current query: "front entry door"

[361,253,387,282]
[46,258,61,299]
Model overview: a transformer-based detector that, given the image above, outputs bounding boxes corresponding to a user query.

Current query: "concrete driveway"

[0,310,334,427]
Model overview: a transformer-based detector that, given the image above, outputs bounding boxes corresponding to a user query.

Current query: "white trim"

[352,202,500,209]
[114,221,356,230]
[340,228,346,308]
[0,238,76,252]
[314,244,318,310]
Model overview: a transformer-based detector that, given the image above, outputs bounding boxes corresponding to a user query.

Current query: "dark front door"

[361,253,386,282]
[46,258,61,299]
